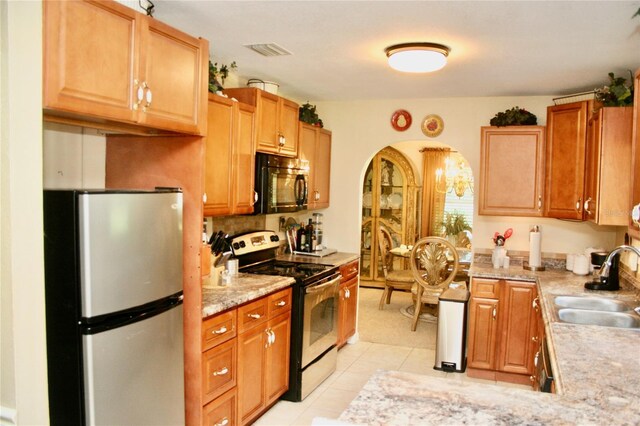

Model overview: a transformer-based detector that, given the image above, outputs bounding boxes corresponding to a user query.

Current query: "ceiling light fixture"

[385,42,450,73]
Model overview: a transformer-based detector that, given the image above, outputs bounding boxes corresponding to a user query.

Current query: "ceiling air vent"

[244,43,292,57]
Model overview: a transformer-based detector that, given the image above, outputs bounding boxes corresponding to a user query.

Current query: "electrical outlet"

[279,216,286,231]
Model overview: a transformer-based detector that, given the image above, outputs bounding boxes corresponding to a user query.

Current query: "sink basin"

[557,308,640,329]
[553,295,632,312]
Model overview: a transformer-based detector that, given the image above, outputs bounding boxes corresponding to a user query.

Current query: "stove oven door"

[301,274,340,367]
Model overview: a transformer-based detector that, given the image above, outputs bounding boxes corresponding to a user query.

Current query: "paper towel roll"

[529,229,542,267]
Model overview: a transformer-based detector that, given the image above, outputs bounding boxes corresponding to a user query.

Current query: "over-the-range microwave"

[254,153,308,214]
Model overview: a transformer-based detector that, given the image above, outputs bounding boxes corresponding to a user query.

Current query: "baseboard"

[0,406,17,426]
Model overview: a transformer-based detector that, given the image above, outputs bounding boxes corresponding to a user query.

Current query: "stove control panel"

[229,230,280,257]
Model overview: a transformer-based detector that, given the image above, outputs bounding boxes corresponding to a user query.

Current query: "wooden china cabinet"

[360,147,419,285]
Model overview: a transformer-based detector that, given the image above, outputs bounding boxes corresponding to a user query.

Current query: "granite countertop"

[277,251,360,267]
[201,273,294,318]
[339,264,640,424]
[201,252,358,319]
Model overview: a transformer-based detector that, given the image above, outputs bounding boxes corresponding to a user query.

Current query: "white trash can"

[434,287,469,373]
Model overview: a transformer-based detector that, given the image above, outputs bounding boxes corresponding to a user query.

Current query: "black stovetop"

[242,260,336,284]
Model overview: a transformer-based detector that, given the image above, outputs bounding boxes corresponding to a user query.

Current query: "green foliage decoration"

[209,60,237,93]
[436,211,472,237]
[595,72,634,107]
[489,107,537,127]
[299,102,324,127]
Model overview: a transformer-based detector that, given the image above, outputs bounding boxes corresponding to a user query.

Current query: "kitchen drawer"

[202,387,237,426]
[267,287,292,318]
[203,338,237,404]
[238,296,269,333]
[471,278,500,299]
[202,310,237,352]
[339,259,360,281]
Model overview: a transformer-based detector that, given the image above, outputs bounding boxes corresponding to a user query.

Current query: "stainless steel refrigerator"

[43,189,185,425]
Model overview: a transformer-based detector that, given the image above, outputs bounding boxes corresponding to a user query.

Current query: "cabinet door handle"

[583,197,592,216]
[632,203,640,226]
[212,366,229,376]
[537,195,542,211]
[345,288,350,299]
[144,84,153,108]
[315,190,320,201]
[534,351,540,368]
[214,417,229,426]
[203,193,208,203]
[212,326,227,335]
[278,134,286,147]
[531,336,539,343]
[270,329,276,345]
[575,197,582,212]
[248,313,262,319]
[529,375,536,383]
[532,297,539,311]
[253,191,259,204]
[492,306,497,320]
[133,79,144,110]
[275,300,286,307]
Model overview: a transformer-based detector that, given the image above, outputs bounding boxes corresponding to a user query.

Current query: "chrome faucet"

[586,245,640,291]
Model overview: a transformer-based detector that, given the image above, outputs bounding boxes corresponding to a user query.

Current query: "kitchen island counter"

[338,264,640,424]
[201,273,294,318]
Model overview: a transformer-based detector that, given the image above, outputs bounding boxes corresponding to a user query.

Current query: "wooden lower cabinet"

[237,288,292,425]
[201,287,291,426]
[203,388,237,426]
[338,260,359,348]
[467,278,538,385]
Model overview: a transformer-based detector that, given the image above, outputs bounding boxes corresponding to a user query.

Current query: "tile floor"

[255,341,530,425]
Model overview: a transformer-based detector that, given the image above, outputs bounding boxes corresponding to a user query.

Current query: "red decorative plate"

[421,114,444,137]
[390,109,412,131]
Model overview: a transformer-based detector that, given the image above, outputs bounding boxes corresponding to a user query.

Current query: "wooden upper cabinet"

[544,101,591,219]
[223,88,299,157]
[234,103,257,214]
[203,95,235,216]
[629,68,640,238]
[44,0,138,122]
[43,0,208,135]
[584,107,633,225]
[479,126,545,216]
[203,95,256,217]
[136,17,208,134]
[299,123,332,210]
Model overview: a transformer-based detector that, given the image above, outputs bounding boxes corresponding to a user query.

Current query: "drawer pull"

[211,326,228,335]
[248,313,262,319]
[214,417,229,426]
[275,300,286,307]
[212,367,229,376]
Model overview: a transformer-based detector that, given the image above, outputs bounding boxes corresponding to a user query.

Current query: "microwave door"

[271,170,301,212]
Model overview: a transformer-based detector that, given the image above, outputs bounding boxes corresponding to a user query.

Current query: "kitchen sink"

[556,308,640,329]
[553,295,632,312]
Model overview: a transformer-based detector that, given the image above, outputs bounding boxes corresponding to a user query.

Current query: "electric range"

[229,230,341,401]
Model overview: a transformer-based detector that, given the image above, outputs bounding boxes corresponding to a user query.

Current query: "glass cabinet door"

[360,147,418,284]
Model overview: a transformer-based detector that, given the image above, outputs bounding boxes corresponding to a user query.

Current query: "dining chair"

[377,227,415,310]
[409,237,460,331]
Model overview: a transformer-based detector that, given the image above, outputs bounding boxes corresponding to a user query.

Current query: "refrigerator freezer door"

[83,304,185,425]
[78,192,183,317]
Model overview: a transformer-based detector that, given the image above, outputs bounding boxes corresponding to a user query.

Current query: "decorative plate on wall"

[421,114,444,137]
[390,109,412,131]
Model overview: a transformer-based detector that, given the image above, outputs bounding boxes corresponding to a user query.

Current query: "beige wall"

[314,96,621,256]
[1,1,48,424]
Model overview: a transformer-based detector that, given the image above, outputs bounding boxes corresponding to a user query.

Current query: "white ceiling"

[154,1,640,102]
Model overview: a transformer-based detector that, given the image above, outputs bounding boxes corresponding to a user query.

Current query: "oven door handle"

[305,276,340,294]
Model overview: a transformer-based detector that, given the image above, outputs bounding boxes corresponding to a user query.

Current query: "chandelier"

[435,157,474,198]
